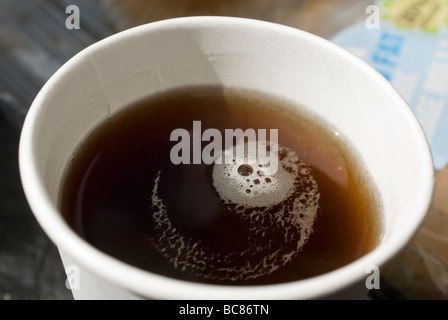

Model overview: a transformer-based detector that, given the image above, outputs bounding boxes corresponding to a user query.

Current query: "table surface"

[0,0,417,300]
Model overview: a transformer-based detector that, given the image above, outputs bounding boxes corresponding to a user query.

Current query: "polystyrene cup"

[19,17,434,299]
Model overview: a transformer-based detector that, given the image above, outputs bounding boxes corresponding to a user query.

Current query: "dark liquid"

[60,86,382,285]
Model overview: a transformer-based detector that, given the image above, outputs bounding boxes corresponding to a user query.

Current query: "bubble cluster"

[150,144,320,282]
[212,147,295,208]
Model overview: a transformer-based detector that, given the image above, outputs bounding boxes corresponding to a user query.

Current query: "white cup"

[19,16,435,300]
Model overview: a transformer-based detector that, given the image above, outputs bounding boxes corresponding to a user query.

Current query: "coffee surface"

[60,86,382,285]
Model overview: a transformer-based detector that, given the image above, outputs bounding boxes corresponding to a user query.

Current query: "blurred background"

[1,0,446,300]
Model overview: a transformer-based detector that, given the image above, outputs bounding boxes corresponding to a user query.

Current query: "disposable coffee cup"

[19,16,435,300]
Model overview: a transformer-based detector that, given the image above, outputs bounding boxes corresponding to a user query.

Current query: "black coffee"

[60,86,382,285]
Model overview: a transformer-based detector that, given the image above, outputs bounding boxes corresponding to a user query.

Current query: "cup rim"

[19,16,435,299]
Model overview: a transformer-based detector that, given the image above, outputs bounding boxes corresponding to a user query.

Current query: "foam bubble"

[212,143,295,208]
[150,145,320,282]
